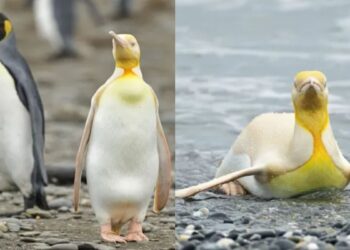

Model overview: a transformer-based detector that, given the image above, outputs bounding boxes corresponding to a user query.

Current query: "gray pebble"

[32,243,50,250]
[78,242,116,250]
[272,238,296,249]
[26,208,53,219]
[48,243,78,250]
[0,222,8,232]
[143,222,158,233]
[40,232,62,238]
[43,238,70,245]
[20,231,41,237]
[49,198,72,209]
[7,222,20,232]
[250,234,261,241]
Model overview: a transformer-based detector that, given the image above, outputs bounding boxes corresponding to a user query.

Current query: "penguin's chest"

[0,63,33,190]
[86,81,158,204]
[268,144,348,197]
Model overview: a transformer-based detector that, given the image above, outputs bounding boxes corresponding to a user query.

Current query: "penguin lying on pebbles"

[176,71,350,199]
[74,31,172,242]
[0,13,48,210]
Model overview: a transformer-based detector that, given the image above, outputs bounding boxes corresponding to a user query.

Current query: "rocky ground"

[1,0,174,249]
[176,189,350,250]
[0,186,175,250]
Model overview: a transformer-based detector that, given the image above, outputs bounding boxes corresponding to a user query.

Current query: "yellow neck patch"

[268,120,348,197]
[100,70,151,105]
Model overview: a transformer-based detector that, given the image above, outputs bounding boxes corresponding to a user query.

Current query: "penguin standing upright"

[74,31,172,242]
[0,13,48,210]
[33,0,103,59]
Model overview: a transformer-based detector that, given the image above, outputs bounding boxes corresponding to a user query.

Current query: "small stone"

[307,242,319,250]
[49,198,72,209]
[80,198,91,206]
[7,222,20,232]
[250,234,261,241]
[0,222,8,232]
[192,208,209,218]
[26,208,53,219]
[43,238,70,245]
[48,243,78,250]
[239,216,251,224]
[20,231,41,237]
[216,238,237,249]
[21,237,38,243]
[199,242,224,250]
[32,243,50,250]
[78,243,117,250]
[40,232,61,238]
[58,206,70,213]
[21,223,34,231]
[189,232,205,241]
[272,238,295,249]
[160,218,175,224]
[208,233,225,243]
[208,212,230,221]
[142,222,158,233]
[335,241,350,249]
[180,242,196,250]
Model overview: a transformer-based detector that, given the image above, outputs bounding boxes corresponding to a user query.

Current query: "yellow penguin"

[176,71,350,199]
[73,31,172,243]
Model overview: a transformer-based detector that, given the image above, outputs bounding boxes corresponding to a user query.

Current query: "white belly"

[86,93,159,223]
[0,63,34,196]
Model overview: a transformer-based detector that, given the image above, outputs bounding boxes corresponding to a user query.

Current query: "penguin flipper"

[73,103,96,212]
[151,94,172,213]
[73,84,106,211]
[175,165,265,199]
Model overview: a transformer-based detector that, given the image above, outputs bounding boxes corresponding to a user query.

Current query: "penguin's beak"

[298,77,323,93]
[109,31,127,48]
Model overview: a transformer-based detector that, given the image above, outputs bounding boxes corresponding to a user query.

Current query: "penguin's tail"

[24,184,49,210]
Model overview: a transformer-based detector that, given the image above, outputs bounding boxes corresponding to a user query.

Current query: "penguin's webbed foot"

[125,219,148,242]
[100,224,126,243]
[218,181,247,196]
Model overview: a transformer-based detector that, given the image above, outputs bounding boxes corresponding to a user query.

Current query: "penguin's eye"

[131,42,136,47]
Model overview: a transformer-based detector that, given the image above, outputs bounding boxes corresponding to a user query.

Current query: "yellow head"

[109,31,140,69]
[292,71,329,134]
[0,13,12,41]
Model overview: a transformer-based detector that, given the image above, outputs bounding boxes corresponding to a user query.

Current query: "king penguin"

[73,31,172,243]
[176,71,350,199]
[33,0,103,59]
[0,13,48,210]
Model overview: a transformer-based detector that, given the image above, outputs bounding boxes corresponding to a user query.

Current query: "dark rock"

[44,238,70,245]
[181,242,196,250]
[239,216,251,225]
[48,244,78,250]
[335,241,350,250]
[272,238,296,250]
[189,233,205,242]
[208,232,225,242]
[208,212,230,221]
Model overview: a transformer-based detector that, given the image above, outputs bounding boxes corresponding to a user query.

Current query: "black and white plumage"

[33,0,103,59]
[0,13,48,210]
